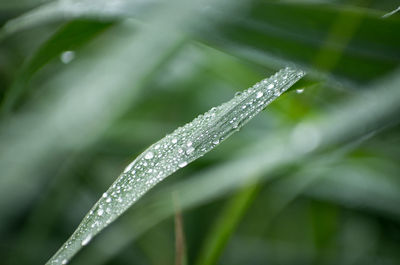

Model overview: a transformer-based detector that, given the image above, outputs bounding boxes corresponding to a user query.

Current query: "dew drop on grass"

[97,209,104,216]
[144,152,154,159]
[124,161,135,173]
[81,235,92,246]
[60,51,75,64]
[178,161,188,168]
[186,147,195,154]
[296,88,305,94]
[256,91,263,98]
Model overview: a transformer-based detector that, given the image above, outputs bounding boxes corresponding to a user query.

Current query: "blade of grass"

[191,2,400,84]
[195,183,260,265]
[173,193,187,265]
[2,1,399,85]
[46,67,305,265]
[73,70,400,265]
[1,19,113,114]
[0,0,151,40]
[382,5,400,18]
[0,0,54,10]
[306,161,400,218]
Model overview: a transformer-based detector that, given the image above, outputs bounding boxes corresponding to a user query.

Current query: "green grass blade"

[46,67,305,265]
[0,0,148,40]
[1,20,112,114]
[72,70,400,265]
[192,2,400,84]
[195,183,260,265]
[0,0,53,10]
[3,1,399,85]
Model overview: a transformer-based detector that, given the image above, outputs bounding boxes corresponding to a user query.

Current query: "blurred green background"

[1,0,400,264]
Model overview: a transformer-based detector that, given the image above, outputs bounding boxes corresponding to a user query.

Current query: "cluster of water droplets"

[47,66,305,265]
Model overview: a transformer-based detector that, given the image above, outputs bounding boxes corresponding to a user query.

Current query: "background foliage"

[0,0,400,264]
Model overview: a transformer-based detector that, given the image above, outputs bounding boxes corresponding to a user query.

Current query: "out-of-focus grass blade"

[0,0,53,11]
[306,161,400,218]
[73,70,400,265]
[46,67,305,265]
[1,19,112,114]
[193,141,360,265]
[3,1,399,85]
[195,184,260,265]
[192,1,400,84]
[0,0,205,233]
[0,0,154,40]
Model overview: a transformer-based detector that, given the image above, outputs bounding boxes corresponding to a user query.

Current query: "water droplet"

[102,193,108,198]
[256,91,263,98]
[172,138,178,144]
[296,88,304,94]
[267,84,275,89]
[60,51,75,64]
[97,209,104,216]
[154,144,160,150]
[212,139,220,145]
[235,92,242,97]
[124,161,135,173]
[91,221,99,228]
[62,259,68,264]
[297,71,305,77]
[106,197,112,203]
[178,161,188,168]
[186,141,192,147]
[81,234,92,246]
[144,152,154,160]
[186,147,195,154]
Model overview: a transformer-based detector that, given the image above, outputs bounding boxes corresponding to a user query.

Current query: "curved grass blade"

[195,183,260,265]
[0,0,150,40]
[3,1,399,86]
[46,67,305,265]
[68,69,400,265]
[1,20,112,115]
